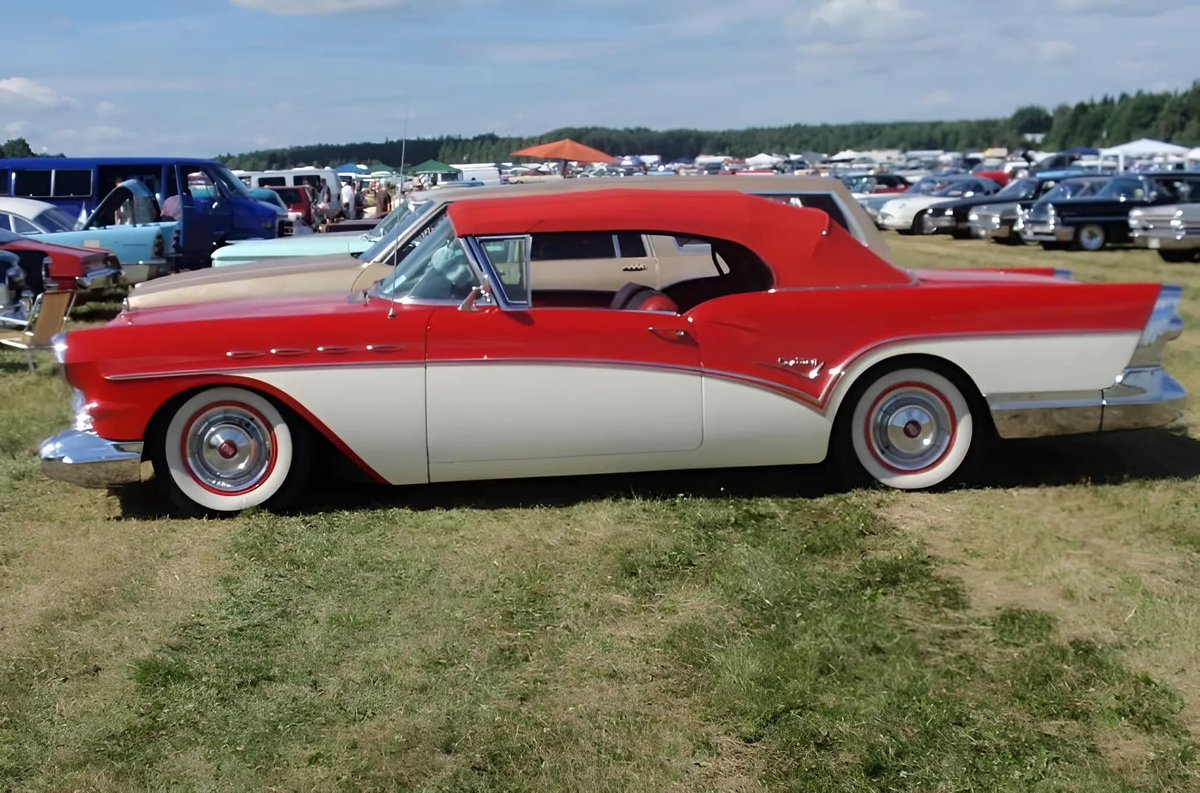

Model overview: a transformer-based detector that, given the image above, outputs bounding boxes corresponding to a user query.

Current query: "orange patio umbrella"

[511,138,618,165]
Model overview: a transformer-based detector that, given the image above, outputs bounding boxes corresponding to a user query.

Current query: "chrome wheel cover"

[184,406,274,493]
[869,389,953,472]
[1079,226,1105,251]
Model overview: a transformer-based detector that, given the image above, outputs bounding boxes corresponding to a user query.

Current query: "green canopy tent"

[410,159,461,176]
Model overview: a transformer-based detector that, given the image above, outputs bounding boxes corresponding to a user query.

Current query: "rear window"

[52,169,92,197]
[13,170,52,197]
[531,232,618,260]
[757,193,850,229]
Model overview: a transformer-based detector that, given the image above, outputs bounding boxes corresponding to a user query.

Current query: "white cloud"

[4,121,27,135]
[96,100,117,117]
[0,77,73,110]
[56,125,128,144]
[1054,0,1185,14]
[797,0,920,39]
[1035,39,1075,62]
[230,0,409,14]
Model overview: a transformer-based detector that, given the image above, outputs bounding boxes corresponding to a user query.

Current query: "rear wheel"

[834,366,978,490]
[156,387,311,514]
[915,212,935,235]
[1074,223,1107,252]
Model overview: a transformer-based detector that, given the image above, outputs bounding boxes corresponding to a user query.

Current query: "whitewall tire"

[841,367,976,490]
[159,387,307,513]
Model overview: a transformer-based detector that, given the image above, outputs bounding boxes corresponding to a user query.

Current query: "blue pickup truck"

[0,157,284,267]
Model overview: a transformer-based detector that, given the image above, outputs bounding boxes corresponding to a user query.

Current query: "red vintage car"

[0,228,121,304]
[40,190,1185,514]
[267,185,317,228]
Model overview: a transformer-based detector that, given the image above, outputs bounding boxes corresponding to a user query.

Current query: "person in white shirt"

[340,181,356,220]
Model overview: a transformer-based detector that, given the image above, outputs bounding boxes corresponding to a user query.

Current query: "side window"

[0,169,9,195]
[480,236,530,305]
[187,170,217,200]
[0,212,11,231]
[52,169,92,198]
[13,170,52,197]
[258,176,286,187]
[12,215,40,234]
[530,232,617,260]
[614,232,646,258]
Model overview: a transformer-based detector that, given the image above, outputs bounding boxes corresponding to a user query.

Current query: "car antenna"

[387,111,408,322]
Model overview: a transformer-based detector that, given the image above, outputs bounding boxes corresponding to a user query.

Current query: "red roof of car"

[446,189,911,288]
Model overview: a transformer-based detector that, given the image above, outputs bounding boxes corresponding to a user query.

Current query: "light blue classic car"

[36,180,179,284]
[210,198,422,267]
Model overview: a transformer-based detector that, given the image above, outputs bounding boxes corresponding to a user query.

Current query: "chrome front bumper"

[1023,222,1075,243]
[77,267,122,290]
[969,218,1016,240]
[1132,230,1200,251]
[39,430,145,488]
[988,367,1187,439]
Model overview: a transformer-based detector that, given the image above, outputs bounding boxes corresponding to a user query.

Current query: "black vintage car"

[1024,171,1200,251]
[924,169,1088,239]
[969,175,1111,244]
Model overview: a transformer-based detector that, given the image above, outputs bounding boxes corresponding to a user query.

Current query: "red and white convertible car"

[41,190,1185,513]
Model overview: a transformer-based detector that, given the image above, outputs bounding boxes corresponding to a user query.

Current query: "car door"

[425,234,701,481]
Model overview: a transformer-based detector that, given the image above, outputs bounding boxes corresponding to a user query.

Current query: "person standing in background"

[375,181,392,218]
[340,180,356,220]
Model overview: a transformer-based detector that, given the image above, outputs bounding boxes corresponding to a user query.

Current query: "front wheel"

[1074,223,1107,252]
[156,387,311,514]
[834,367,977,490]
[1158,249,1199,264]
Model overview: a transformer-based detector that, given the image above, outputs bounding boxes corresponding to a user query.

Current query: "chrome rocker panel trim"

[988,366,1186,439]
[39,429,145,488]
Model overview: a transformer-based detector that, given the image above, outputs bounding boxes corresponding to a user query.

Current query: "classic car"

[0,228,121,300]
[34,180,179,284]
[127,176,890,310]
[1129,203,1200,263]
[208,194,416,268]
[1024,171,1200,251]
[923,170,1084,239]
[0,197,81,235]
[41,190,1186,515]
[268,185,318,228]
[877,177,1002,234]
[970,175,1109,244]
[842,172,910,197]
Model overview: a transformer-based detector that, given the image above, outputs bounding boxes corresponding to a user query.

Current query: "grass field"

[1,235,1198,791]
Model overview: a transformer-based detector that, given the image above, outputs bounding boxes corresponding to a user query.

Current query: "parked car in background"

[267,185,317,228]
[128,176,891,310]
[41,189,1187,514]
[842,172,910,197]
[877,177,1002,234]
[0,197,80,235]
[970,175,1109,244]
[235,168,342,218]
[925,170,1084,239]
[1024,172,1200,251]
[1130,203,1200,262]
[34,180,178,284]
[858,174,978,225]
[0,228,121,301]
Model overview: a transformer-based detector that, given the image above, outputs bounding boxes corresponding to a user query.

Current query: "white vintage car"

[877,177,1002,234]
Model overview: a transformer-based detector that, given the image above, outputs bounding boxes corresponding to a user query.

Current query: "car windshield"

[34,206,80,232]
[996,178,1036,200]
[374,212,479,302]
[1094,177,1145,201]
[931,181,980,197]
[360,199,435,261]
[1041,180,1098,201]
[908,176,965,195]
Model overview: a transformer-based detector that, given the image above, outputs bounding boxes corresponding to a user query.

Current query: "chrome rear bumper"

[39,429,145,488]
[988,367,1187,439]
[77,267,122,290]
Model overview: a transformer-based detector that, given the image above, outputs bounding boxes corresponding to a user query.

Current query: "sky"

[1,0,1197,158]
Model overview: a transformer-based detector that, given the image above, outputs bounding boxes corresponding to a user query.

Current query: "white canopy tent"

[1189,147,1200,162]
[1099,138,1192,171]
[746,152,784,168]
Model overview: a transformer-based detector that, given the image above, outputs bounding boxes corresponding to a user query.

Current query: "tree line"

[7,83,1198,168]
